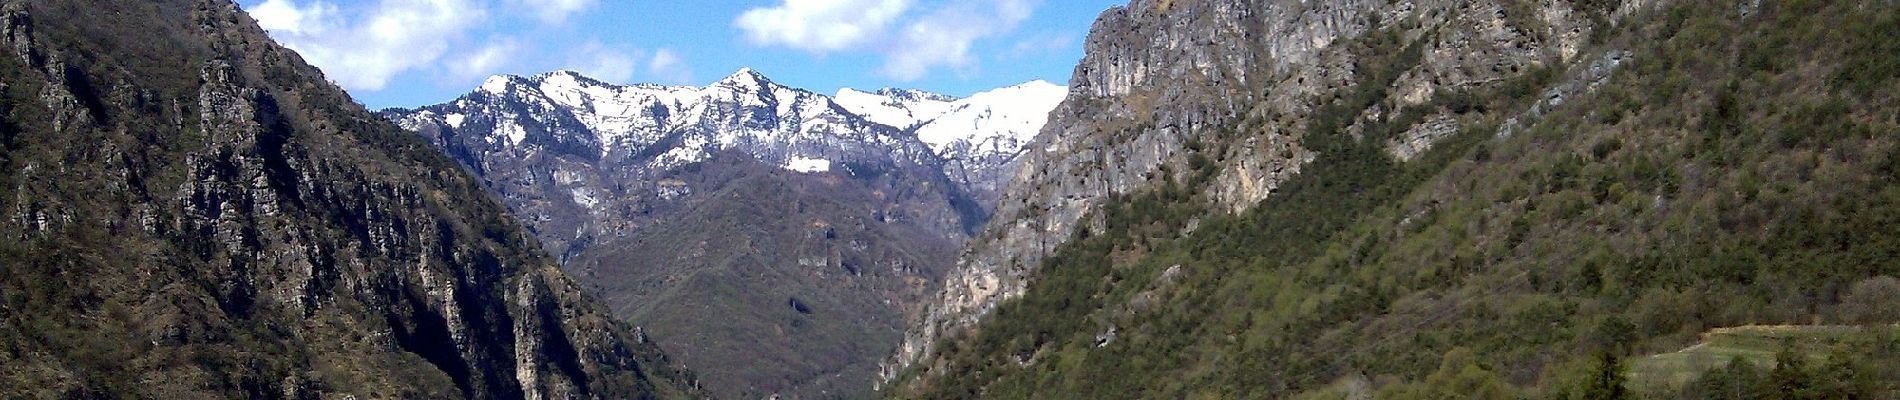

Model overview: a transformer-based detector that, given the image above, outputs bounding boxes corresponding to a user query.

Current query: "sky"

[239,0,1125,110]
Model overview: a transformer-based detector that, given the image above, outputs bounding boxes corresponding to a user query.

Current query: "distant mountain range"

[385,69,1065,256]
[382,70,1065,398]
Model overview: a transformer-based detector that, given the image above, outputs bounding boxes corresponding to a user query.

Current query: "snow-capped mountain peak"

[914,80,1067,155]
[392,68,936,175]
[537,69,605,84]
[388,70,1065,214]
[715,67,774,89]
[479,74,527,94]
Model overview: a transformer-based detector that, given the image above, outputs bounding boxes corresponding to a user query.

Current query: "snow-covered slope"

[830,81,1069,203]
[915,81,1066,157]
[388,69,963,258]
[833,88,960,130]
[913,81,1070,204]
[396,69,931,175]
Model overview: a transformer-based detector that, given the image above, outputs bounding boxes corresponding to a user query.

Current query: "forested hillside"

[892,0,1900,398]
[0,1,700,398]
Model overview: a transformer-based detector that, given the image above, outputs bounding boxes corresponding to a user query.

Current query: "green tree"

[1689,356,1769,400]
[1770,343,1818,400]
[1377,348,1515,400]
[1814,347,1874,399]
[1592,317,1638,353]
[1581,352,1629,400]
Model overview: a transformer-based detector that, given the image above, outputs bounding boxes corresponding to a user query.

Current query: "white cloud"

[249,0,338,34]
[881,0,1033,80]
[246,0,596,93]
[735,0,1040,81]
[250,0,484,91]
[508,0,596,24]
[556,45,692,85]
[735,0,913,53]
[1009,33,1074,57]
[566,42,638,83]
[449,38,522,81]
[646,49,694,85]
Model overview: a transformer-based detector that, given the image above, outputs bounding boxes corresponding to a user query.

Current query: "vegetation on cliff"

[895,0,1900,398]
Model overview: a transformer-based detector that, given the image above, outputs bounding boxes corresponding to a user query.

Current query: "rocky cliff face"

[384,70,1064,398]
[0,1,700,398]
[891,0,1636,383]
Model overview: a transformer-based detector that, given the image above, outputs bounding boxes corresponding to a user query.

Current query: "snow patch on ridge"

[786,157,832,173]
[571,187,601,209]
[497,120,527,145]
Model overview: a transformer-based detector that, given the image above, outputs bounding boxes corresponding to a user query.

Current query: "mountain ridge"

[384,67,1065,264]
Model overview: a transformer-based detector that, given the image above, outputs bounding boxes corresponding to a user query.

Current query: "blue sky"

[240,0,1124,110]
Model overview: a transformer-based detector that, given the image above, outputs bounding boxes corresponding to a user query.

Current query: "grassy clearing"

[1630,325,1900,393]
